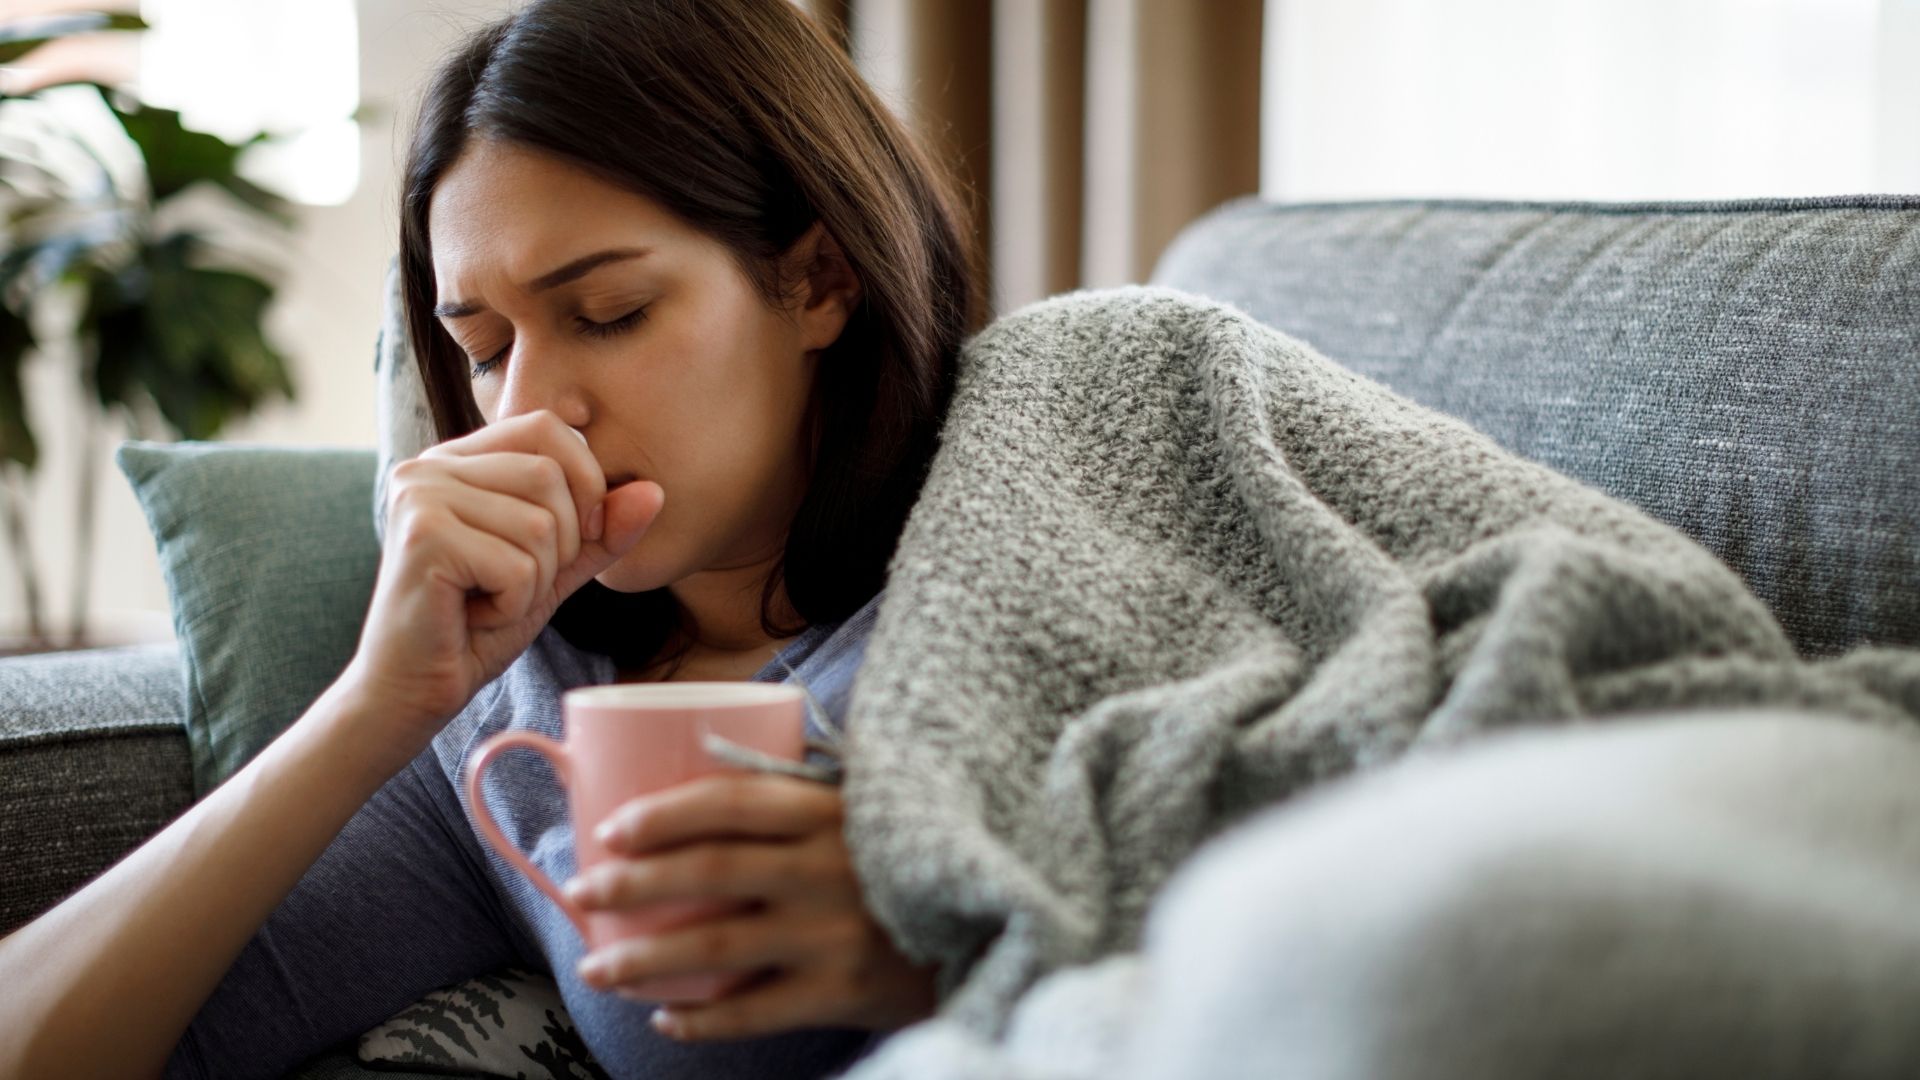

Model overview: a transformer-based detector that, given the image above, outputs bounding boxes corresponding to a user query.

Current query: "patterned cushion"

[356,967,608,1079]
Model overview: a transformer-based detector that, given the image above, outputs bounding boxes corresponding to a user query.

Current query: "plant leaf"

[110,103,240,202]
[0,13,147,67]
[103,236,295,439]
[110,103,291,222]
[0,302,37,469]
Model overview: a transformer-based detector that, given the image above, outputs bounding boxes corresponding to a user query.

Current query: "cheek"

[648,305,811,456]
[599,288,811,524]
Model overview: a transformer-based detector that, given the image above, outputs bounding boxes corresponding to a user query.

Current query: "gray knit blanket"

[835,286,1920,1078]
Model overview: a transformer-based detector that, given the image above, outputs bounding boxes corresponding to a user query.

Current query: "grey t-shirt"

[431,589,885,949]
[169,589,887,1080]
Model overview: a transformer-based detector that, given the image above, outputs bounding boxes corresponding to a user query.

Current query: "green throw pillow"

[117,441,381,796]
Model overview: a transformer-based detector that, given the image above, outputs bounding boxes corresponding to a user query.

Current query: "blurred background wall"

[2,0,1916,647]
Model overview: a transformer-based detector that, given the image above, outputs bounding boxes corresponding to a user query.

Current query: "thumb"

[554,480,665,599]
[600,479,666,553]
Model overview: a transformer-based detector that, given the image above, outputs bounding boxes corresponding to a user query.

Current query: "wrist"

[299,666,442,782]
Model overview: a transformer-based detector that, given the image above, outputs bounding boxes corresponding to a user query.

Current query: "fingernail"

[594,818,623,847]
[563,876,598,905]
[585,503,604,543]
[578,953,610,983]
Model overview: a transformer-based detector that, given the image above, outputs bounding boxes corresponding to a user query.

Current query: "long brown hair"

[399,0,982,669]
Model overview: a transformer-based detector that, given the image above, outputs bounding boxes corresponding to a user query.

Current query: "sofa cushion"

[118,442,382,796]
[0,642,192,935]
[1152,195,1920,657]
[0,640,182,741]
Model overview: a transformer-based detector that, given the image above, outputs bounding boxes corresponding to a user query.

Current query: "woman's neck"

[617,638,796,683]
[619,553,802,682]
[669,553,802,650]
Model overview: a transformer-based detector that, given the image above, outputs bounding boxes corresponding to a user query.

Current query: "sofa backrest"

[1151,195,1920,657]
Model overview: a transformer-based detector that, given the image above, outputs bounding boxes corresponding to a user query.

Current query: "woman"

[19,1,1920,1077]
[0,0,976,1076]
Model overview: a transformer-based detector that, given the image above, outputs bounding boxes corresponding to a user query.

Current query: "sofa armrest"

[0,643,195,935]
[0,647,482,1078]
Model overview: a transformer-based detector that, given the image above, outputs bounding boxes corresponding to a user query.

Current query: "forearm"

[0,676,423,1080]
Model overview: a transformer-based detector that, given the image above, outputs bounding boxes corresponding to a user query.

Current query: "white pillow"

[372,255,438,544]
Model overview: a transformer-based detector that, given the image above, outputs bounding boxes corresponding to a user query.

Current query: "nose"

[492,338,589,427]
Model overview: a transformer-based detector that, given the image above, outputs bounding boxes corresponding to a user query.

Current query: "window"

[138,0,361,205]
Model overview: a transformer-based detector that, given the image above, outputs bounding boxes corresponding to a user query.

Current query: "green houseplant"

[0,10,297,650]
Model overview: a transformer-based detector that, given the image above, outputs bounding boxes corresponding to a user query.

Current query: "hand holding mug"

[566,773,940,1041]
[466,682,822,1005]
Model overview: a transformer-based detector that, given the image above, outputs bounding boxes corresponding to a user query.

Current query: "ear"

[786,222,863,354]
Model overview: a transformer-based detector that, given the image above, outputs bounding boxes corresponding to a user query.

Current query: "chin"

[592,564,674,594]
[591,538,680,594]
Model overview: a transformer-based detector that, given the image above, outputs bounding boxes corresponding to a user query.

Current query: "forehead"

[428,139,686,287]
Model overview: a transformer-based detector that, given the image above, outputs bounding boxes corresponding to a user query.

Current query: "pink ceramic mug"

[465,682,806,1003]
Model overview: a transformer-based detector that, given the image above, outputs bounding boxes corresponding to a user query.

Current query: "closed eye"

[577,305,649,339]
[469,343,507,380]
[468,305,650,379]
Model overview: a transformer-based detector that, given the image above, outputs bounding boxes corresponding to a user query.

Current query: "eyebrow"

[433,247,651,319]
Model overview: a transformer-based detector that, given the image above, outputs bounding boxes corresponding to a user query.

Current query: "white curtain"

[1262,0,1917,202]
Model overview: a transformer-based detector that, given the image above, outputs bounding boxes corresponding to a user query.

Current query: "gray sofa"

[3,194,1916,1078]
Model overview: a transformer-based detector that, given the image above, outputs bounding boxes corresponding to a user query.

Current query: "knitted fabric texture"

[835,285,1920,1076]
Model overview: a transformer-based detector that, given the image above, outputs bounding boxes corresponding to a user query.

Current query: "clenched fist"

[342,409,665,755]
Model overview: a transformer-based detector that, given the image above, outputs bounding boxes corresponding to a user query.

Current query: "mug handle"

[465,731,591,938]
